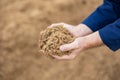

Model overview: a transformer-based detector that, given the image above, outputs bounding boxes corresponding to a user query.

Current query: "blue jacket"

[82,0,120,51]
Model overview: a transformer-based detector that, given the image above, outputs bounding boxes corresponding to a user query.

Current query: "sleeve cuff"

[99,25,120,51]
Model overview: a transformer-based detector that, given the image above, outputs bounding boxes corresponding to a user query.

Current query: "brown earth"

[0,0,120,80]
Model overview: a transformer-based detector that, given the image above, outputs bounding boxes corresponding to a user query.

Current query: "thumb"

[60,40,79,51]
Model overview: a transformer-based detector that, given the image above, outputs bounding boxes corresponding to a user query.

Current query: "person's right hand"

[49,37,86,60]
[49,31,103,60]
[48,22,93,37]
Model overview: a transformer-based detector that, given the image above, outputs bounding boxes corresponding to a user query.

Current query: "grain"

[39,25,76,56]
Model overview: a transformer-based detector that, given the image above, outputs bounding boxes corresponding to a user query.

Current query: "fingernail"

[60,46,64,51]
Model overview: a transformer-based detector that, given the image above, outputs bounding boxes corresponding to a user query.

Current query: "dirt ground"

[0,0,120,80]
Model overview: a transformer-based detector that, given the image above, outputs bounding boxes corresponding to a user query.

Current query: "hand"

[50,31,103,60]
[50,37,87,60]
[48,22,93,37]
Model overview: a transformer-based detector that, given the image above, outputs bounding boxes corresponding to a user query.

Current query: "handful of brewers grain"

[39,25,76,56]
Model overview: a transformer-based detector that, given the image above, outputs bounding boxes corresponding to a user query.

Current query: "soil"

[0,0,120,80]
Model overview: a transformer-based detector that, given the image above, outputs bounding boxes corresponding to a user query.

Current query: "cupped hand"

[48,22,92,37]
[49,31,103,60]
[50,37,87,60]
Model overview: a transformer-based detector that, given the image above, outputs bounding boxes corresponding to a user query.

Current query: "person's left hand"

[48,22,93,37]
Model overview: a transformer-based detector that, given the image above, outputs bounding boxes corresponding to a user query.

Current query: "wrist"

[81,37,91,50]
[75,37,89,51]
[76,24,93,37]
[83,31,103,49]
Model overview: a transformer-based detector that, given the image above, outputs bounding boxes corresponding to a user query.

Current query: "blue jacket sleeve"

[82,0,118,32]
[99,19,120,51]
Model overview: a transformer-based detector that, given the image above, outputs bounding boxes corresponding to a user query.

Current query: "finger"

[51,48,83,60]
[55,49,82,60]
[60,23,76,35]
[51,54,75,60]
[60,39,79,51]
[50,49,81,60]
[48,23,64,28]
[63,24,74,31]
[48,54,56,59]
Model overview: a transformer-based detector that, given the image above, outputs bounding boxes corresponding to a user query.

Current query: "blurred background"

[0,0,120,80]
